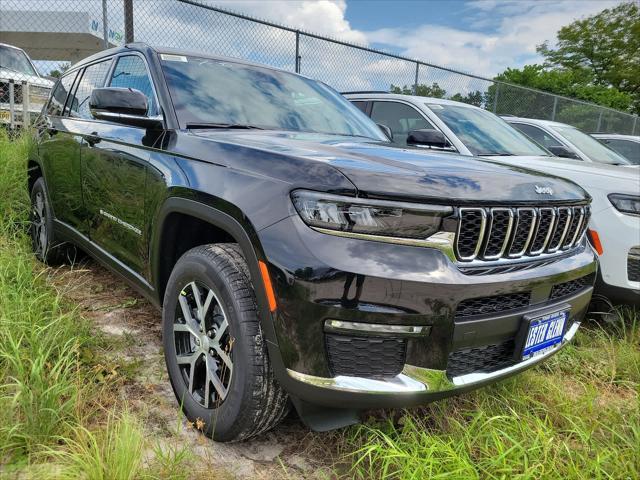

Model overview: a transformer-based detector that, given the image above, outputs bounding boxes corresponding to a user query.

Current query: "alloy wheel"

[32,191,47,257]
[173,281,234,408]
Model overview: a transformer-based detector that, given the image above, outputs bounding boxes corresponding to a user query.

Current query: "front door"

[80,54,159,275]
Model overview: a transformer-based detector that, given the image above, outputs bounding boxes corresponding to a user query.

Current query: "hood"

[189,131,588,204]
[485,155,640,192]
[0,69,53,88]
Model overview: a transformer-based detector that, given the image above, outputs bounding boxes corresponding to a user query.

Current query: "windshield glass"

[161,55,386,140]
[552,125,631,165]
[426,104,550,156]
[0,46,37,76]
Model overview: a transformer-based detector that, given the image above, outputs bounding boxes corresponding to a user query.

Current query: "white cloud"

[364,0,624,77]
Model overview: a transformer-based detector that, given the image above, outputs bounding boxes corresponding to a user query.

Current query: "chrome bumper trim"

[287,321,580,395]
[324,319,431,337]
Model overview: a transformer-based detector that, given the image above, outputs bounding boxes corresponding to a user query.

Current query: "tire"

[29,177,77,265]
[162,243,289,442]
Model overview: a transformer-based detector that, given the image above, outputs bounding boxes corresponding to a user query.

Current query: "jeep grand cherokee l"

[28,44,596,441]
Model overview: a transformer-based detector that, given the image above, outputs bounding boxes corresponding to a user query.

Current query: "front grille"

[326,334,406,378]
[455,292,530,319]
[628,250,640,282]
[550,276,591,300]
[0,81,23,104]
[447,340,515,377]
[455,205,589,262]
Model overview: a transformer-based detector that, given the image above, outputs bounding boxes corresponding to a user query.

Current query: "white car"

[502,116,632,166]
[345,92,640,305]
[0,42,53,127]
[592,134,640,165]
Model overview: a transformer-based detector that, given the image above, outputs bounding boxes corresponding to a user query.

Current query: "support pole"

[295,31,301,73]
[413,62,419,95]
[124,0,134,43]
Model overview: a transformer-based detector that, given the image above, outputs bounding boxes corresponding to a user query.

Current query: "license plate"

[521,310,567,360]
[0,111,10,122]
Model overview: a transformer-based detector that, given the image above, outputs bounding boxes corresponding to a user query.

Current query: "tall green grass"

[341,310,639,479]
[0,131,156,477]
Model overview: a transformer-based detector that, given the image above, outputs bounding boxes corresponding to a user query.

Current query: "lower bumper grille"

[326,334,407,378]
[550,275,592,300]
[447,340,515,377]
[455,292,530,319]
[628,249,640,282]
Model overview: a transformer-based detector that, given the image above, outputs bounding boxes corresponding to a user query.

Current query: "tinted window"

[599,138,639,164]
[161,56,386,140]
[351,101,368,114]
[511,123,562,149]
[46,72,77,116]
[551,125,630,165]
[426,104,549,156]
[370,101,431,145]
[67,60,112,119]
[109,55,156,114]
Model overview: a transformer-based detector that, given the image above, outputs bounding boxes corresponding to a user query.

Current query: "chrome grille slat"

[454,204,590,264]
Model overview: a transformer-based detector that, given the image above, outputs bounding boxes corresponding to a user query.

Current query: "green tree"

[390,82,447,98]
[48,62,71,78]
[449,90,485,107]
[537,2,640,113]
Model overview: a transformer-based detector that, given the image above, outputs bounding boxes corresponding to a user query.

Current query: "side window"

[109,56,156,115]
[512,123,562,149]
[67,59,112,119]
[370,101,432,145]
[46,72,77,116]
[602,139,639,162]
[351,101,368,114]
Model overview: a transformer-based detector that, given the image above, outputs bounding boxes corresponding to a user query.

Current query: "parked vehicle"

[345,92,639,306]
[0,43,53,127]
[29,44,596,441]
[502,116,632,166]
[592,134,640,165]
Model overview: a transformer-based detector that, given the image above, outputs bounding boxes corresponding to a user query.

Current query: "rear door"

[38,70,86,232]
[80,54,158,275]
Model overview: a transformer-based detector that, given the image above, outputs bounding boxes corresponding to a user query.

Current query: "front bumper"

[259,214,596,408]
[287,320,579,408]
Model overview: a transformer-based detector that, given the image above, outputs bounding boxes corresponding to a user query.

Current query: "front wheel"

[162,243,289,442]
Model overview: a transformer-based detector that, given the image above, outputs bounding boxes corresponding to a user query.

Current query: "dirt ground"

[51,259,337,479]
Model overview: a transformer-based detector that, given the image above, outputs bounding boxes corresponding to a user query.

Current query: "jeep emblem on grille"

[535,185,554,195]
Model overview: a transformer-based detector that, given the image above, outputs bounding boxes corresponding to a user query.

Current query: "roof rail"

[341,90,390,95]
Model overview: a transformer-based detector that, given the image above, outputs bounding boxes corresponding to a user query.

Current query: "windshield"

[161,55,387,140]
[0,46,38,76]
[551,125,631,165]
[426,104,550,156]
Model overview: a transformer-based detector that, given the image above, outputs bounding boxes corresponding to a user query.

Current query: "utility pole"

[124,0,134,43]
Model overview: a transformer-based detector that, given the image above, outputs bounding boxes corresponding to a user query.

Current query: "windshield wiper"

[185,122,264,130]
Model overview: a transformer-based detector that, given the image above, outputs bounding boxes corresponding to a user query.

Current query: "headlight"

[291,190,452,243]
[608,194,640,215]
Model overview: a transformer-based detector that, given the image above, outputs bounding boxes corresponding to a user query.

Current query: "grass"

[0,131,189,478]
[339,311,639,479]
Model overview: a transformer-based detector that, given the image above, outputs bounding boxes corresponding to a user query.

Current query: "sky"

[212,0,623,77]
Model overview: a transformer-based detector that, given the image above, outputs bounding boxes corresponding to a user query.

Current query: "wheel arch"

[151,196,278,342]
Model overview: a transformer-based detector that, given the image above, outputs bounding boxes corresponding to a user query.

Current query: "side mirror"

[407,128,449,149]
[377,123,393,141]
[548,145,581,160]
[89,87,162,128]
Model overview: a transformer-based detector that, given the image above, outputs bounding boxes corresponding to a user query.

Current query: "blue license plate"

[521,310,567,360]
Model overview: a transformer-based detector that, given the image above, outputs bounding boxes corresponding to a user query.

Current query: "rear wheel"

[29,177,77,264]
[162,243,289,441]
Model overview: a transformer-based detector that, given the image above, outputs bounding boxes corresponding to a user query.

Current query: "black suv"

[29,44,596,441]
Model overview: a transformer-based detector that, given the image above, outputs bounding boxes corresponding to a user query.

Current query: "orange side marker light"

[588,229,603,256]
[258,260,277,312]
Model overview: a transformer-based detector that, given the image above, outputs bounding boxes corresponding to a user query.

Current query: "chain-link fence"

[1,0,637,134]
